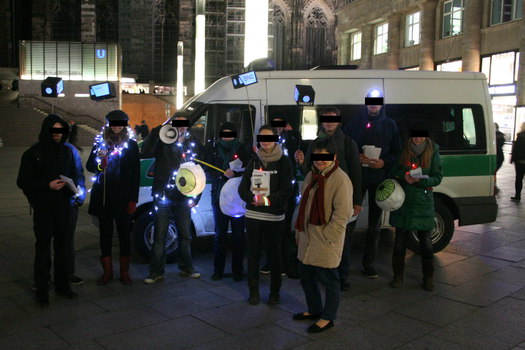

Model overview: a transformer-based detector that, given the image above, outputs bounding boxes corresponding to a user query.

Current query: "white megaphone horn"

[159,124,179,144]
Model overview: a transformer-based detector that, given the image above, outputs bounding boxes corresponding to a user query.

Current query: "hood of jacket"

[39,114,70,145]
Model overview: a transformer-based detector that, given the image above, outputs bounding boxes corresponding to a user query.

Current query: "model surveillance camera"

[89,82,116,101]
[41,77,64,97]
[231,71,258,89]
[294,85,315,106]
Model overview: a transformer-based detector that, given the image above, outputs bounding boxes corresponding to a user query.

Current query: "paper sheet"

[59,175,79,194]
[362,145,382,167]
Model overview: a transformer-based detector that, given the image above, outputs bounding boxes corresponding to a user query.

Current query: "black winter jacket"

[343,108,402,185]
[141,125,204,202]
[86,130,140,217]
[17,114,78,210]
[238,152,293,216]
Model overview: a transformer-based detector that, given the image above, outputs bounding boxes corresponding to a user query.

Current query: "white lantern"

[375,179,405,212]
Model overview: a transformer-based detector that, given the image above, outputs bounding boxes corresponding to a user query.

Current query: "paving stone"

[396,334,465,350]
[0,328,69,350]
[431,324,512,350]
[439,276,522,306]
[396,296,479,327]
[462,255,513,269]
[360,312,437,343]
[189,324,308,350]
[97,316,226,350]
[434,260,497,286]
[444,235,505,257]
[193,301,290,334]
[511,287,525,301]
[482,246,525,262]
[367,281,450,308]
[454,224,501,234]
[485,265,525,286]
[337,294,396,322]
[50,305,168,344]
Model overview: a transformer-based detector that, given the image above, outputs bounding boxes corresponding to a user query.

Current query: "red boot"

[119,256,132,285]
[97,256,113,285]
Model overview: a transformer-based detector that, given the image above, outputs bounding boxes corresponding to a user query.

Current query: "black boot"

[422,258,434,291]
[390,256,405,288]
[97,256,113,285]
[248,280,260,305]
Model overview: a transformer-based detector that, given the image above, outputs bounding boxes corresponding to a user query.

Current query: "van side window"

[385,104,486,154]
[201,104,256,145]
[189,114,207,145]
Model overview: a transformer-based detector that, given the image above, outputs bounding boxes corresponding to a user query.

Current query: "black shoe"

[248,292,260,305]
[340,279,351,291]
[56,289,78,299]
[233,273,243,282]
[511,196,521,202]
[211,273,223,281]
[70,275,84,285]
[293,312,321,321]
[362,268,378,279]
[260,265,270,274]
[35,293,49,308]
[307,320,334,333]
[268,293,280,305]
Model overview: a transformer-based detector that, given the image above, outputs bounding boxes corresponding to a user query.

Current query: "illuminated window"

[443,0,464,38]
[491,0,522,25]
[481,51,518,85]
[436,60,462,72]
[374,22,388,55]
[350,31,362,60]
[405,12,420,46]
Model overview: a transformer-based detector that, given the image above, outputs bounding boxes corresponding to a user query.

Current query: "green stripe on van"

[441,154,495,177]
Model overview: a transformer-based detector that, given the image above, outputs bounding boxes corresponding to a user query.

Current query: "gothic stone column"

[387,13,402,70]
[517,4,525,106]
[360,23,374,69]
[462,0,482,72]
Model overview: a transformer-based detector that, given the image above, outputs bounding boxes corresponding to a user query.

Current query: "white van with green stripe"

[132,69,497,259]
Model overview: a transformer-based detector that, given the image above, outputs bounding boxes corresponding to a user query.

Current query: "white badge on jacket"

[251,169,275,197]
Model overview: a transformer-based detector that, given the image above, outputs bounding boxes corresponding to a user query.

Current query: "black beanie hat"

[220,121,237,133]
[105,110,129,121]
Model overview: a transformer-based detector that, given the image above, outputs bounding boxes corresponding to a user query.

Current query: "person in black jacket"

[343,100,401,278]
[511,122,525,202]
[17,114,80,307]
[204,122,252,281]
[238,125,293,305]
[141,111,204,283]
[86,110,140,285]
[295,106,362,290]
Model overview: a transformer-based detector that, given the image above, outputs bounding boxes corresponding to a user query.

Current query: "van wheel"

[132,210,179,263]
[407,200,454,254]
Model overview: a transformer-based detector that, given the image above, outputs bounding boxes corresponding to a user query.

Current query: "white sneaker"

[180,269,201,279]
[143,273,164,284]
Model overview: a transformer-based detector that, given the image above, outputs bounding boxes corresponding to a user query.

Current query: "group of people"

[18,104,446,334]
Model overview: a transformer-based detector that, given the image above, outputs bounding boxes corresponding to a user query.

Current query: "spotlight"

[294,85,315,106]
[41,77,64,98]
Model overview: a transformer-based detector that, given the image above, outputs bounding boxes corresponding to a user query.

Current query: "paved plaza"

[1,145,524,350]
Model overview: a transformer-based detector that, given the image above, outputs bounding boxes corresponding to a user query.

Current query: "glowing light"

[244,0,269,66]
[176,41,184,109]
[194,0,206,94]
[367,122,371,128]
[368,88,383,98]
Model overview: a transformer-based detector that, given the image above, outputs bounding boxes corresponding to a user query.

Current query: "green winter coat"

[389,142,443,231]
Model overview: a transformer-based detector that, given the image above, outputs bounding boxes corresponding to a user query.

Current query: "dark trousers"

[98,213,131,257]
[150,199,193,275]
[362,181,383,269]
[299,262,340,321]
[265,198,297,272]
[246,218,284,292]
[212,205,245,275]
[33,206,72,294]
[393,228,433,259]
[515,163,525,198]
[337,220,356,280]
[67,206,79,277]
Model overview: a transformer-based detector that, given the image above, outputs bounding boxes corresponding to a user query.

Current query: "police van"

[132,69,498,261]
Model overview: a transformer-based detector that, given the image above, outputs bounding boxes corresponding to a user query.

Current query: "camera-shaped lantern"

[41,77,64,98]
[294,85,315,106]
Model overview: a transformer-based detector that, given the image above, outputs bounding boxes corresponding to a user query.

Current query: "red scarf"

[295,161,339,232]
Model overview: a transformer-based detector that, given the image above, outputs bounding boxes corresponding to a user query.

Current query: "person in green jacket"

[388,126,443,291]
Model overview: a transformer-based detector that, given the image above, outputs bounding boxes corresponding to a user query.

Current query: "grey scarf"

[410,141,426,156]
[256,143,283,167]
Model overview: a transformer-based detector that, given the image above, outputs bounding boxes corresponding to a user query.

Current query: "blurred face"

[367,105,382,116]
[321,112,339,133]
[273,117,285,135]
[259,129,276,151]
[313,149,336,172]
[220,129,235,141]
[175,117,188,136]
[411,137,427,145]
[110,126,124,134]
[51,122,63,143]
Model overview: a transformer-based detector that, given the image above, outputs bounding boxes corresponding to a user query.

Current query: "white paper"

[251,169,271,196]
[59,175,79,194]
[409,167,429,179]
[229,158,244,172]
[362,145,382,167]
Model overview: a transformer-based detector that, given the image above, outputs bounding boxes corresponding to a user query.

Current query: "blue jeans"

[212,205,245,275]
[299,262,340,321]
[149,198,193,275]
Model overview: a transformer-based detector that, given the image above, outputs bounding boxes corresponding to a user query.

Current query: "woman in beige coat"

[294,137,353,333]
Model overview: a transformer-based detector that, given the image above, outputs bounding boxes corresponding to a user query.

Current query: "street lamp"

[177,41,184,109]
[244,0,269,67]
[195,0,206,94]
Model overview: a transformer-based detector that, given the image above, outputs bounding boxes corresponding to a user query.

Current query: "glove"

[127,201,137,215]
[98,157,108,170]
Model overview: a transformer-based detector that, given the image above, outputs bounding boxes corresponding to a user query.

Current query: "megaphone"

[159,124,179,144]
